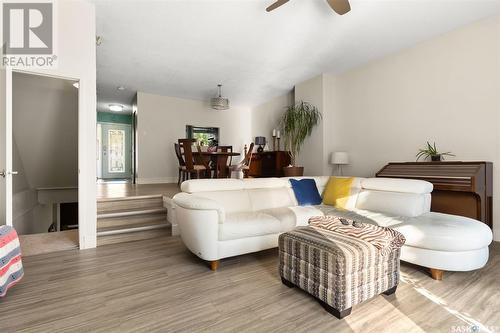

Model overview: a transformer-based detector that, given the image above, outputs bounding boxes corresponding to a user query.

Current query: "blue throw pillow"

[289,179,322,206]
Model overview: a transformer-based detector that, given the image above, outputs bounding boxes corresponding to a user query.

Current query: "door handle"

[0,170,18,177]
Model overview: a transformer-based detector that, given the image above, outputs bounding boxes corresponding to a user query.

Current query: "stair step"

[97,218,168,233]
[97,225,171,247]
[97,207,167,219]
[97,195,164,214]
[97,222,169,236]
[97,213,167,229]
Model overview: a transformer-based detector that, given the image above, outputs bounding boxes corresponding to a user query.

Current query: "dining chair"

[228,143,254,178]
[174,142,186,186]
[217,146,233,165]
[178,139,210,182]
[216,145,233,178]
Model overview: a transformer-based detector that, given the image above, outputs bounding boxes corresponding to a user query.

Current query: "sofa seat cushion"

[352,209,492,252]
[319,207,493,252]
[351,209,411,228]
[392,212,493,252]
[219,212,281,241]
[288,206,324,227]
[259,206,324,232]
[258,208,296,232]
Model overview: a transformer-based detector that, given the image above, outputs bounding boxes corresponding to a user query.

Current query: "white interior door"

[101,123,132,179]
[0,68,13,226]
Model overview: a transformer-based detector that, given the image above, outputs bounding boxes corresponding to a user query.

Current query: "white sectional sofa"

[171,177,493,279]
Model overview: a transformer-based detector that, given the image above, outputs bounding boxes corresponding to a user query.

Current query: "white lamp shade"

[331,152,349,165]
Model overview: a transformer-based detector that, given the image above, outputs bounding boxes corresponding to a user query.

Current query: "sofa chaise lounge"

[171,177,493,279]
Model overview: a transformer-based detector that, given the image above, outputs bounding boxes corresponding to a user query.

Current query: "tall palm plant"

[280,101,322,166]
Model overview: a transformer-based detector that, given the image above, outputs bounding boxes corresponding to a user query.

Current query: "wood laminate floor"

[97,183,180,200]
[1,237,499,333]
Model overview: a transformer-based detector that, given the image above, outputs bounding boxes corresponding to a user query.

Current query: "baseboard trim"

[171,224,179,236]
[136,177,177,184]
[493,228,500,242]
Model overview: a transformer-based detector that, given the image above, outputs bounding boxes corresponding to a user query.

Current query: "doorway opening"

[97,112,133,182]
[11,72,79,254]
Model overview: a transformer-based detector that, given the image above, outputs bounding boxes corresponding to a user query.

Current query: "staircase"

[97,195,171,246]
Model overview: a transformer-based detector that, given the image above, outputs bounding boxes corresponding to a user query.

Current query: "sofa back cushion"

[248,188,297,211]
[180,177,432,217]
[355,190,431,217]
[194,191,252,213]
[361,178,433,194]
[181,178,296,213]
[181,178,244,193]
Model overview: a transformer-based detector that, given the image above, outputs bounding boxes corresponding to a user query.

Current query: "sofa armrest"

[173,193,226,223]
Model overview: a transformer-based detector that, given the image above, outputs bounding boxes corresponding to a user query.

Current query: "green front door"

[100,123,132,179]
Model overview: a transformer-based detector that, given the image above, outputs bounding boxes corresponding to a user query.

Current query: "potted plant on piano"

[280,101,322,176]
[416,141,455,162]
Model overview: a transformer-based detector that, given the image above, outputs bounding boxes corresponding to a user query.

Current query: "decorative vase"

[431,155,442,162]
[283,166,304,177]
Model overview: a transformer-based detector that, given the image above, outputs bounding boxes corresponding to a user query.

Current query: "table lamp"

[331,152,349,176]
[255,136,266,153]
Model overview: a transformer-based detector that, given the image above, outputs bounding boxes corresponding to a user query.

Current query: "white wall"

[251,91,293,147]
[12,189,52,235]
[325,14,500,240]
[294,75,332,176]
[12,138,29,194]
[13,73,78,189]
[136,92,251,183]
[8,1,97,248]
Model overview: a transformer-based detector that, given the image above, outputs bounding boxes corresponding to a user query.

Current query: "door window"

[108,129,126,173]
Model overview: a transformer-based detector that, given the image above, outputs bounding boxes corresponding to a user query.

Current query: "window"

[186,125,219,147]
[108,129,126,173]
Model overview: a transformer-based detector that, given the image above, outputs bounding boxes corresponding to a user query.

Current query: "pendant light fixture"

[211,84,229,110]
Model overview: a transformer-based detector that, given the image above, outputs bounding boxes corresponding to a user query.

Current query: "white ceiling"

[95,0,500,112]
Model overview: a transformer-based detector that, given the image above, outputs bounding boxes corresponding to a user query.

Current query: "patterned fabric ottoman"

[0,225,24,298]
[279,216,405,319]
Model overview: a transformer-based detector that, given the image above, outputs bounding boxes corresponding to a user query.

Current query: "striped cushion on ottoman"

[0,226,24,298]
[279,218,404,319]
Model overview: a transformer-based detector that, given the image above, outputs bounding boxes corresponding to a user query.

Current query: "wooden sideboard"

[248,151,291,178]
[376,161,493,227]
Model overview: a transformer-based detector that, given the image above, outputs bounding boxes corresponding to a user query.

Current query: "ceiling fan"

[266,0,351,15]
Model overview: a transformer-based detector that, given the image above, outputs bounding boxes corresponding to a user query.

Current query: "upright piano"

[376,162,493,228]
[248,151,291,178]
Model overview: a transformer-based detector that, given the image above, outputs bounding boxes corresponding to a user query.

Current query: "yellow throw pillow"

[322,176,354,208]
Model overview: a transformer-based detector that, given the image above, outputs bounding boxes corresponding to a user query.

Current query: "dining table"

[193,151,241,178]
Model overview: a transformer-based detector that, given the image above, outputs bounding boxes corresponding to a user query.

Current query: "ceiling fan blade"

[326,0,351,15]
[266,0,290,12]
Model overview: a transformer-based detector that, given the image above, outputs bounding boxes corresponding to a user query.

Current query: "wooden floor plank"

[1,237,499,333]
[97,183,180,200]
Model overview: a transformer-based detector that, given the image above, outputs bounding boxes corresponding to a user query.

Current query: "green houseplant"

[280,101,322,176]
[416,141,455,162]
[194,133,210,146]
